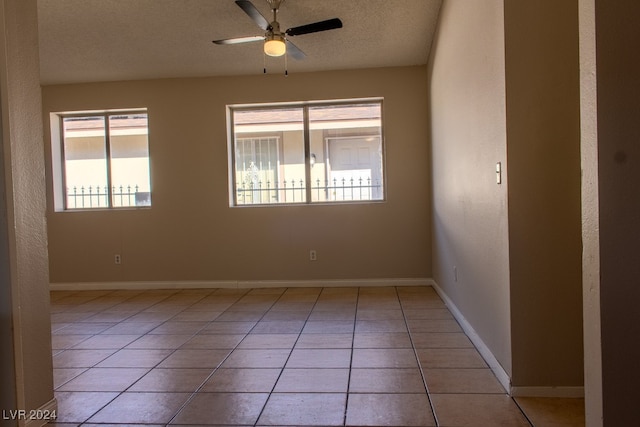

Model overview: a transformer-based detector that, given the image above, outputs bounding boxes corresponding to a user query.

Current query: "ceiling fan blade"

[285,18,343,37]
[235,0,270,31]
[286,40,306,60]
[212,35,264,45]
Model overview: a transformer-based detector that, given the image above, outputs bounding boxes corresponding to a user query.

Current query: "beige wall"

[42,66,431,284]
[429,0,512,375]
[504,1,583,389]
[430,0,583,392]
[584,1,640,424]
[0,0,54,420]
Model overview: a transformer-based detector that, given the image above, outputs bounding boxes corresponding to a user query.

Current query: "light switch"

[496,162,502,184]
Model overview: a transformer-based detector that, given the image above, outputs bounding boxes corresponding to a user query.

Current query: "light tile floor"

[47,286,584,426]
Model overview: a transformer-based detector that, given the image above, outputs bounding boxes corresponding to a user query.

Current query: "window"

[229,99,384,206]
[52,110,152,210]
[235,136,282,204]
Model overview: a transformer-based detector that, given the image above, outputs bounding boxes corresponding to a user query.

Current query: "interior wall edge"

[1,0,54,416]
[578,0,602,424]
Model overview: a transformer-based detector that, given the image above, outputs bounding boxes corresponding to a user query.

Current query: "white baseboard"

[432,280,586,398]
[511,386,585,398]
[23,397,57,427]
[50,280,237,291]
[50,277,432,291]
[238,278,433,289]
[431,280,512,394]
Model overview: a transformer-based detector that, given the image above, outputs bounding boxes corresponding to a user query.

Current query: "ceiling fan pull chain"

[285,52,288,76]
[263,51,267,74]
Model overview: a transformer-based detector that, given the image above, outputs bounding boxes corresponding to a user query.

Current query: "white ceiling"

[37,0,442,85]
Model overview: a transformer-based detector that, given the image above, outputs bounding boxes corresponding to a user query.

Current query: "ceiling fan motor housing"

[265,0,284,11]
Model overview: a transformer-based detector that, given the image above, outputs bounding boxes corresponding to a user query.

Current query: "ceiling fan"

[212,0,343,61]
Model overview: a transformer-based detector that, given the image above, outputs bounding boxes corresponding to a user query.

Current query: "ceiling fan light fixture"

[264,35,286,57]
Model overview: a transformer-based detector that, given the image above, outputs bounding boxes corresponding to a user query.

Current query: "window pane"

[109,113,152,207]
[309,103,384,202]
[62,116,108,209]
[233,108,305,204]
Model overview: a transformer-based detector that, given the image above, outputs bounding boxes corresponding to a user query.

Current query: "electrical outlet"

[309,250,317,261]
[114,254,122,265]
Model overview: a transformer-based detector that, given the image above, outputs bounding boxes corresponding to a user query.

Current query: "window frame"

[52,108,152,212]
[228,98,385,207]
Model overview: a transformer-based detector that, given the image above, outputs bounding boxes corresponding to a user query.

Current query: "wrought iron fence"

[66,185,150,209]
[237,177,382,204]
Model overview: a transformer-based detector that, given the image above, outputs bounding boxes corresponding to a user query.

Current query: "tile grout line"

[511,396,536,427]
[118,287,238,398]
[396,286,441,427]
[250,287,325,427]
[52,289,153,391]
[164,287,277,426]
[51,288,132,336]
[53,290,185,424]
[82,291,231,426]
[62,288,240,425]
[341,286,361,427]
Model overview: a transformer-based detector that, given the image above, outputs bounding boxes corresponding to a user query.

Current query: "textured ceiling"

[37,0,442,85]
